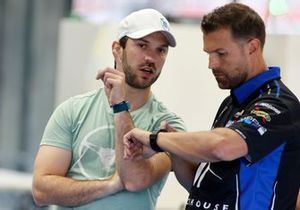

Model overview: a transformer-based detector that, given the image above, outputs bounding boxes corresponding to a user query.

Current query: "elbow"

[32,189,46,207]
[123,181,145,192]
[211,140,236,161]
[210,128,248,161]
[123,178,150,192]
[31,184,48,207]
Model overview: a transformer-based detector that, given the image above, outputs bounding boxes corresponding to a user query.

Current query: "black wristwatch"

[149,129,167,152]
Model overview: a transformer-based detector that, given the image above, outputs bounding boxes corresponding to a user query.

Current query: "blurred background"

[0,0,299,209]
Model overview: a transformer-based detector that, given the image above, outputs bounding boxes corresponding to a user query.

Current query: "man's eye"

[159,48,167,54]
[138,43,146,48]
[218,52,227,56]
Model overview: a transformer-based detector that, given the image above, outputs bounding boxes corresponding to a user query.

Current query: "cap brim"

[127,28,176,47]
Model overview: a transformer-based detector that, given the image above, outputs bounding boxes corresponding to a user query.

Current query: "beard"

[122,53,160,89]
[213,67,248,89]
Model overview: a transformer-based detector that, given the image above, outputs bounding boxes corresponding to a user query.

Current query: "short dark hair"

[119,36,129,49]
[201,3,266,48]
[114,36,129,68]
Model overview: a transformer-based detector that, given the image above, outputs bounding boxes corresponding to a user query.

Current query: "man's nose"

[208,54,220,70]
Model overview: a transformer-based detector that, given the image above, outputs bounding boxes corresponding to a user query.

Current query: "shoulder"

[69,89,101,104]
[149,95,169,111]
[54,89,104,118]
[148,95,186,131]
[252,81,300,117]
[60,89,102,109]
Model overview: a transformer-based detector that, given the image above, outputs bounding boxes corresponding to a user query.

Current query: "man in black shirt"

[123,3,300,210]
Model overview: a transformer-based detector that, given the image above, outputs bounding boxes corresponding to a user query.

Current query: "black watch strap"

[149,129,167,152]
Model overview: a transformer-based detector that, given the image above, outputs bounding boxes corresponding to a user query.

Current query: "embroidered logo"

[160,17,170,31]
[250,110,271,123]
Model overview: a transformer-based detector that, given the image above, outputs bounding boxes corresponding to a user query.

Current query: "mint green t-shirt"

[41,88,186,210]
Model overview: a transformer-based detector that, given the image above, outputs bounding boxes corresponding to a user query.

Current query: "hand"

[123,128,155,160]
[95,48,126,105]
[159,121,178,132]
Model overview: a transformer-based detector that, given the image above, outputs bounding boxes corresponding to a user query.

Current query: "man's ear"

[248,38,260,55]
[112,41,122,54]
[112,41,123,71]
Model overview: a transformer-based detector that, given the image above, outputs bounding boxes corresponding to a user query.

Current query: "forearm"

[115,111,136,185]
[115,111,165,191]
[157,128,247,163]
[32,175,122,207]
[156,131,220,163]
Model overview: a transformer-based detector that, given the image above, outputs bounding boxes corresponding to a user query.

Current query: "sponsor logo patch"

[250,110,271,123]
[237,116,267,135]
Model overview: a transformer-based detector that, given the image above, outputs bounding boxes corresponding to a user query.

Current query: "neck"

[125,85,151,111]
[256,58,268,74]
[248,53,268,79]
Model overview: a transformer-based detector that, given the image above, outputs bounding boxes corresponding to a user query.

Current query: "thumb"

[160,121,177,132]
[159,121,168,130]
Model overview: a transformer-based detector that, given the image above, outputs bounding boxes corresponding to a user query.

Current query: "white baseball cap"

[117,8,176,47]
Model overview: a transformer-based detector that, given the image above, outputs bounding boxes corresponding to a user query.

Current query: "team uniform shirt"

[41,88,186,210]
[186,67,300,210]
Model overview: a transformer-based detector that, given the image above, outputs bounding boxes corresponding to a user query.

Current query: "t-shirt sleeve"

[152,111,187,133]
[228,98,294,164]
[40,99,74,151]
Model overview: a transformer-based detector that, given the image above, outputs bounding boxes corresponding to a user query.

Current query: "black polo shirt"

[186,67,300,210]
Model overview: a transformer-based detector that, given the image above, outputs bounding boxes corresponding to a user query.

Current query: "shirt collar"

[230,66,281,105]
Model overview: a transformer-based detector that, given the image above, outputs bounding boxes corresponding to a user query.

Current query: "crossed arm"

[32,146,124,207]
[31,120,171,207]
[32,115,172,207]
[114,111,171,192]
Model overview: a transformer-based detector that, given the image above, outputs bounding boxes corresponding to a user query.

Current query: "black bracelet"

[149,129,167,152]
[111,101,130,113]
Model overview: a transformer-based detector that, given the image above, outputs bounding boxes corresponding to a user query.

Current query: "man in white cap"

[32,8,185,210]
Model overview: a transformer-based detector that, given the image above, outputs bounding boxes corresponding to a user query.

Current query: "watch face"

[150,129,167,152]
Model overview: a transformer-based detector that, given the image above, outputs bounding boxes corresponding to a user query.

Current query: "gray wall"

[0,0,71,172]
